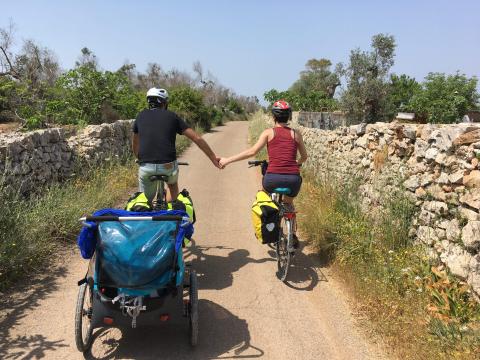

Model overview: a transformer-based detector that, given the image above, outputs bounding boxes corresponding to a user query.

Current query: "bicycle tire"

[276,218,292,282]
[74,282,94,353]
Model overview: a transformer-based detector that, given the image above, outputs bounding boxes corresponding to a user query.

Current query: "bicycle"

[148,161,189,210]
[248,160,298,282]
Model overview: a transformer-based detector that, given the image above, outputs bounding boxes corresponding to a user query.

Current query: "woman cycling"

[219,100,308,211]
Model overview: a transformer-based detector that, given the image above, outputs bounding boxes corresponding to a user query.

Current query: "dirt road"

[1,121,387,359]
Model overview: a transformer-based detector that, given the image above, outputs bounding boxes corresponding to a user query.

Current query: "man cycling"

[132,87,222,203]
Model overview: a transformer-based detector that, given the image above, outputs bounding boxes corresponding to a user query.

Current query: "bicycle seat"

[149,175,170,182]
[272,187,291,195]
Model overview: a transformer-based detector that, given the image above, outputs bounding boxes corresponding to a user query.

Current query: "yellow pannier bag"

[251,190,280,244]
[168,189,196,224]
[125,192,152,212]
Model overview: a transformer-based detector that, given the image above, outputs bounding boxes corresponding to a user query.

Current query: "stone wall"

[0,120,133,194]
[293,116,480,298]
[296,111,347,130]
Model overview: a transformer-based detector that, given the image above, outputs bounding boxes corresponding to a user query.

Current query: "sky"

[2,0,479,101]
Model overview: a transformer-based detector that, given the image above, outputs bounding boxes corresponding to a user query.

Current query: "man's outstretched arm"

[183,128,222,168]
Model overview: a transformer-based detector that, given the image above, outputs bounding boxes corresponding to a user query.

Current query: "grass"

[247,112,480,359]
[0,158,137,290]
[248,111,270,160]
[0,133,195,291]
[296,173,480,359]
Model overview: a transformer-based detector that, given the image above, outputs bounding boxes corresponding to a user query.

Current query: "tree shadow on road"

[85,299,264,360]
[0,265,69,359]
[184,242,275,290]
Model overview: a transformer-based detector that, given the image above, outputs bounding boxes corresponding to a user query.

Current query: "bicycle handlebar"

[248,160,267,166]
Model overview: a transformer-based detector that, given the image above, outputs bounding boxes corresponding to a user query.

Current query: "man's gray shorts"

[138,161,179,202]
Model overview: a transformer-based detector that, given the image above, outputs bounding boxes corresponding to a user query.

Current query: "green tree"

[340,33,396,123]
[409,72,479,123]
[385,74,421,119]
[290,58,341,99]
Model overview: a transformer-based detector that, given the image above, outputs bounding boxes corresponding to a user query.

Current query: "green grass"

[248,111,270,160]
[296,174,480,360]
[0,135,195,291]
[0,159,138,290]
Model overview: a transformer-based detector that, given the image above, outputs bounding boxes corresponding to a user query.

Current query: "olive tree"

[340,33,396,123]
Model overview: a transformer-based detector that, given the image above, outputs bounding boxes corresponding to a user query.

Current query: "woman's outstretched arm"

[220,129,270,167]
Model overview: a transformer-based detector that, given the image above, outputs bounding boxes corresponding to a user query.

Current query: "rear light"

[284,212,296,220]
[160,314,170,322]
[103,317,114,325]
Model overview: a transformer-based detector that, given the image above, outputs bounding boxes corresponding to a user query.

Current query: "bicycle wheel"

[189,270,199,346]
[276,217,292,282]
[75,282,94,353]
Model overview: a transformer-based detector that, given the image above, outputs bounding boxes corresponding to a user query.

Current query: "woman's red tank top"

[267,126,299,174]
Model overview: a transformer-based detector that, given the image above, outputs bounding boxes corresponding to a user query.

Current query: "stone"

[438,219,461,242]
[449,171,465,184]
[459,191,480,210]
[425,147,439,161]
[415,187,427,198]
[426,184,447,201]
[404,175,420,191]
[453,129,480,147]
[463,170,480,188]
[355,136,368,149]
[414,139,429,159]
[429,127,465,152]
[435,153,447,166]
[436,172,450,185]
[462,221,480,250]
[403,127,417,140]
[416,226,438,245]
[361,157,370,168]
[440,243,472,279]
[419,209,436,225]
[459,207,480,221]
[424,201,449,215]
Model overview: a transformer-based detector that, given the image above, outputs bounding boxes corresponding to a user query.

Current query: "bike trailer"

[75,209,199,351]
[251,190,280,244]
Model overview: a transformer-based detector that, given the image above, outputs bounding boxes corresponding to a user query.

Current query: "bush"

[408,72,479,123]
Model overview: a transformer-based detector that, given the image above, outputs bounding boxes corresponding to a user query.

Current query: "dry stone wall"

[293,114,480,298]
[0,120,133,194]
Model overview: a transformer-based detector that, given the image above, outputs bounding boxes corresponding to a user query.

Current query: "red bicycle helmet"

[271,100,292,122]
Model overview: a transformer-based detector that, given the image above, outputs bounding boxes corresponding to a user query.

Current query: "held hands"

[219,157,229,169]
[211,156,225,169]
[209,155,230,169]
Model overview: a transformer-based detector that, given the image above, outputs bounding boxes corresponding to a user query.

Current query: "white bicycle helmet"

[146,87,169,102]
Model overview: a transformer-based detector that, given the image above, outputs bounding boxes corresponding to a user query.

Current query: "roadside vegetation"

[0,22,258,131]
[0,132,197,291]
[248,114,480,359]
[0,158,136,290]
[264,33,479,124]
[297,175,480,359]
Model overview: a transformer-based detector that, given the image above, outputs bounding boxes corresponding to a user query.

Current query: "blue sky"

[2,0,479,100]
